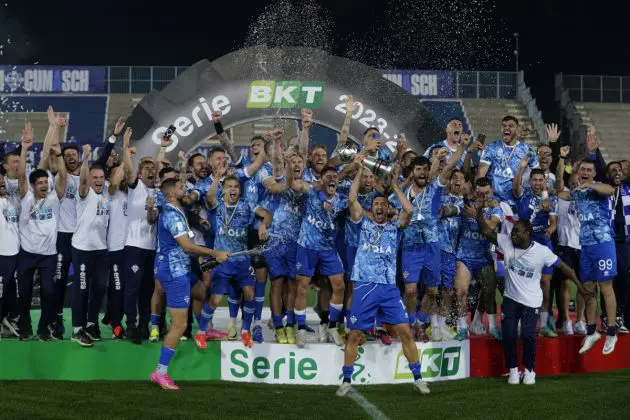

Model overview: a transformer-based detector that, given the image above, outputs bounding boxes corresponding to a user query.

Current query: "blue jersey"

[191,168,248,204]
[297,187,348,251]
[155,190,165,211]
[157,204,191,278]
[269,188,307,240]
[456,203,504,261]
[438,193,464,254]
[423,140,466,169]
[248,162,275,208]
[210,198,259,261]
[351,217,400,285]
[390,179,445,249]
[480,140,538,205]
[302,167,321,183]
[516,187,558,243]
[571,186,613,246]
[345,190,378,246]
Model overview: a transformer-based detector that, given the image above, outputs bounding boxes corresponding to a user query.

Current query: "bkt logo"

[394,347,461,380]
[247,80,325,109]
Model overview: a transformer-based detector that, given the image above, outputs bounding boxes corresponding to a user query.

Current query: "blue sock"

[409,362,422,381]
[295,310,307,329]
[272,314,284,329]
[228,286,241,319]
[198,304,215,332]
[329,303,342,328]
[342,365,354,383]
[417,310,429,324]
[242,300,255,332]
[255,281,266,322]
[156,346,175,375]
[408,312,417,326]
[150,313,160,328]
[286,310,296,326]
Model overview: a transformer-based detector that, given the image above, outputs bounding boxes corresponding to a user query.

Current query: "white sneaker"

[296,329,307,348]
[413,379,430,395]
[440,325,455,340]
[430,325,442,342]
[575,321,587,335]
[578,332,601,354]
[563,320,574,336]
[522,369,536,385]
[328,328,345,346]
[602,335,618,355]
[336,382,352,397]
[471,322,486,336]
[318,324,329,343]
[507,369,521,385]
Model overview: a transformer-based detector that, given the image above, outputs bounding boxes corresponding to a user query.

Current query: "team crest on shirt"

[350,315,357,324]
[403,271,409,279]
[131,264,139,273]
[184,296,190,304]
[296,262,301,271]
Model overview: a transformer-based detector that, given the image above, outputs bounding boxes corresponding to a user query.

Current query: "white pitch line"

[347,389,391,420]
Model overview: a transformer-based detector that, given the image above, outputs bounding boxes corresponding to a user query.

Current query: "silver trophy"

[363,155,394,184]
[334,140,361,164]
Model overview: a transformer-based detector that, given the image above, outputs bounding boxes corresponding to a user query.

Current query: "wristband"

[541,191,549,200]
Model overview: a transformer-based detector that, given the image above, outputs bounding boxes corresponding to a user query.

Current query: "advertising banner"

[381,70,454,98]
[0,66,106,93]
[221,340,469,385]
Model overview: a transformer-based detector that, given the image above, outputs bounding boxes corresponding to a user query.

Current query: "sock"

[329,303,342,328]
[229,318,236,328]
[417,310,429,324]
[86,322,95,328]
[408,362,422,381]
[198,304,215,332]
[488,314,496,330]
[540,311,549,328]
[150,313,160,328]
[228,297,240,319]
[195,314,202,327]
[342,365,354,383]
[286,310,295,327]
[320,310,330,325]
[458,316,467,330]
[430,314,438,328]
[273,314,284,329]
[473,309,482,326]
[156,346,176,375]
[73,326,82,334]
[408,312,417,326]
[295,309,307,330]
[242,300,255,332]
[339,308,346,326]
[255,281,266,322]
[587,324,596,335]
[607,325,618,337]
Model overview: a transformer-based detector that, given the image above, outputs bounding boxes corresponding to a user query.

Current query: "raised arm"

[96,117,125,170]
[212,111,239,163]
[205,162,226,209]
[554,145,569,193]
[299,108,313,156]
[475,206,498,245]
[390,165,412,228]
[18,123,33,199]
[476,162,489,180]
[108,165,125,196]
[53,143,67,200]
[348,161,364,222]
[438,140,467,185]
[78,144,92,199]
[512,156,528,198]
[121,127,137,185]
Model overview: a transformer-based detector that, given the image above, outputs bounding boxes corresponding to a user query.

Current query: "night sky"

[1,0,627,121]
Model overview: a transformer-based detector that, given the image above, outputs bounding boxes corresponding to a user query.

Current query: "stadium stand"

[575,102,630,162]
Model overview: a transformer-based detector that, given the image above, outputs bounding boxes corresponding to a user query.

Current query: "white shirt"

[124,178,156,250]
[0,196,20,256]
[72,187,110,251]
[56,173,81,233]
[19,189,60,256]
[497,233,559,308]
[557,189,581,250]
[108,190,128,252]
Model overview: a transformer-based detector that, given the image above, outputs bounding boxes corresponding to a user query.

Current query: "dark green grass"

[1,369,628,420]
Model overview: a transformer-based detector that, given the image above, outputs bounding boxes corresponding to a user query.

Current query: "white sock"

[156,364,168,375]
[488,314,496,330]
[430,314,438,327]
[458,316,468,330]
[473,310,482,325]
[254,320,261,327]
[540,311,549,328]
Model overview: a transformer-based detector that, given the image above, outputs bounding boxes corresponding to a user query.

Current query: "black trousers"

[54,232,74,320]
[0,254,18,321]
[107,249,125,328]
[123,246,155,329]
[17,249,56,334]
[71,248,109,328]
[501,296,538,372]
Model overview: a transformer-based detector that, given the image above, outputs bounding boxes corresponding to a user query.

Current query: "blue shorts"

[440,251,456,289]
[533,237,555,275]
[458,258,491,279]
[265,241,297,281]
[155,262,191,309]
[347,282,408,330]
[344,245,358,282]
[580,242,617,283]
[296,244,344,278]
[210,259,255,295]
[401,243,440,285]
